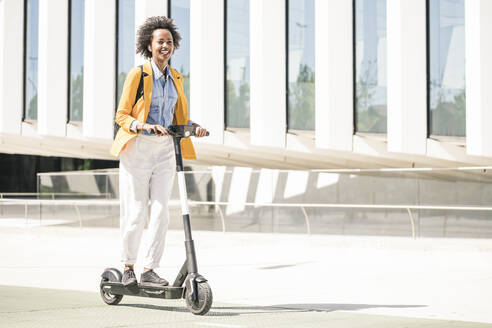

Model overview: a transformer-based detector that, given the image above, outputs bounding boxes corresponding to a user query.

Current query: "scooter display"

[99,125,212,315]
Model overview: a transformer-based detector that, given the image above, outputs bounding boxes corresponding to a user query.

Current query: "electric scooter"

[99,125,212,315]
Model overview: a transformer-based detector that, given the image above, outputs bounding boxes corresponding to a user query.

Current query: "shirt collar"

[151,59,173,81]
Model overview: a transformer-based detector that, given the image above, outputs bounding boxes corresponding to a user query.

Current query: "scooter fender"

[101,268,123,282]
[185,274,207,301]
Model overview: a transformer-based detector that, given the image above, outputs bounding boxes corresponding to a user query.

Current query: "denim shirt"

[143,60,178,135]
[130,60,178,134]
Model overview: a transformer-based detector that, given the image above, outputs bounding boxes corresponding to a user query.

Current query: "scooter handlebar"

[166,125,209,138]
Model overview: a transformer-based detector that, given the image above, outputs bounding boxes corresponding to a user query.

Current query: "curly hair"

[136,16,182,59]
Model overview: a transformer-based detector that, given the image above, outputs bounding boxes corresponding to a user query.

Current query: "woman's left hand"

[193,125,208,138]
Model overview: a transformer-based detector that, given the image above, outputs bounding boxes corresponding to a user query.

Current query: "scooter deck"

[101,281,185,299]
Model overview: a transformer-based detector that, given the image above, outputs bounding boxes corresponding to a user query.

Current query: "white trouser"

[119,134,176,269]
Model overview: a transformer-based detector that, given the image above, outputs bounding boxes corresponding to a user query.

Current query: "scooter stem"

[174,137,190,216]
[173,136,198,275]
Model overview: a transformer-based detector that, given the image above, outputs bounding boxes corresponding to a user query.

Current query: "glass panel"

[170,0,190,103]
[287,0,315,131]
[355,0,387,133]
[28,167,492,237]
[69,0,85,122]
[226,0,250,128]
[117,0,135,104]
[429,0,465,136]
[24,0,39,121]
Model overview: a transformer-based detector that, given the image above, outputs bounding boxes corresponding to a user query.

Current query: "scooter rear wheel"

[100,278,123,305]
[185,282,213,315]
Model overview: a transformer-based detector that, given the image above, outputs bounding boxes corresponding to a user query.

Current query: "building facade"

[1,0,491,169]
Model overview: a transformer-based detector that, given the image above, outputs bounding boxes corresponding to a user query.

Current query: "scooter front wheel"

[100,278,123,305]
[185,282,213,315]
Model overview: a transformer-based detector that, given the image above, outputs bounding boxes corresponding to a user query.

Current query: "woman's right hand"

[137,123,169,136]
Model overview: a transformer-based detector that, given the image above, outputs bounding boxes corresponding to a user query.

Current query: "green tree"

[27,93,38,120]
[355,59,387,133]
[226,67,250,128]
[70,66,84,121]
[288,63,315,130]
[117,72,128,104]
[431,86,466,137]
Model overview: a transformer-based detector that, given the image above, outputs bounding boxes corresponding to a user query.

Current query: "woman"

[111,16,207,286]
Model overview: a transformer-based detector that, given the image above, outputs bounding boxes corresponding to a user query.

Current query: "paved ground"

[2,285,491,328]
[1,224,492,327]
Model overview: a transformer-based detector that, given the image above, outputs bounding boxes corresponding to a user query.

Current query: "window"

[169,0,190,102]
[116,0,135,104]
[287,0,315,131]
[24,0,39,121]
[68,0,84,122]
[225,0,250,128]
[355,0,387,133]
[428,0,465,137]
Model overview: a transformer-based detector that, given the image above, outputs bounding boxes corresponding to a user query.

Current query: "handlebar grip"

[154,125,210,138]
[192,128,209,137]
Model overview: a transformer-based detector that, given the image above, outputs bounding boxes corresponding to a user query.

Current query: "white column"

[249,0,286,147]
[134,0,168,65]
[465,0,492,157]
[314,0,353,151]
[387,0,427,154]
[37,0,68,136]
[0,0,24,135]
[83,0,116,140]
[189,0,224,144]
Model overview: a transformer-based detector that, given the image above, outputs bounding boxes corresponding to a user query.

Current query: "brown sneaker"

[140,270,169,287]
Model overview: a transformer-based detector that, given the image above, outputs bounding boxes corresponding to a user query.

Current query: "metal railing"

[0,197,118,228]
[1,165,490,237]
[188,201,492,238]
[0,192,111,198]
[3,196,492,238]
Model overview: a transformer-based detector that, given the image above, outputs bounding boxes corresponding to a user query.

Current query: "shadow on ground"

[121,302,427,317]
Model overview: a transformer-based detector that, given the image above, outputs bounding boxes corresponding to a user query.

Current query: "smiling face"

[148,28,174,67]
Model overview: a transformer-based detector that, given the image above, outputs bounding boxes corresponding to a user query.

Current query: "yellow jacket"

[110,61,196,160]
